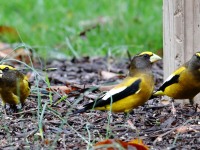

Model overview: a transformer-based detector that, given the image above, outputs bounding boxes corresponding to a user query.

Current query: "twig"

[12,108,37,115]
[153,126,180,145]
[15,128,38,138]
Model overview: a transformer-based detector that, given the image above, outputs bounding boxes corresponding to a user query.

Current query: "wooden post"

[163,0,200,104]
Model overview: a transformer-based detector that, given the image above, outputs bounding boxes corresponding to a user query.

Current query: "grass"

[0,1,163,148]
[0,0,162,58]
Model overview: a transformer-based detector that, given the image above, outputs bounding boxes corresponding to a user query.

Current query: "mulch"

[0,56,199,149]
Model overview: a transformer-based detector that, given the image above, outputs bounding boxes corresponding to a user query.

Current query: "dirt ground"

[0,56,200,149]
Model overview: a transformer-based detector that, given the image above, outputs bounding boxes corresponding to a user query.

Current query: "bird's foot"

[194,103,199,112]
[10,105,19,113]
[171,101,177,116]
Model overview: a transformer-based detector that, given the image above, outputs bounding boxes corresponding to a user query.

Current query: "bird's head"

[130,51,161,69]
[189,52,200,71]
[0,65,16,78]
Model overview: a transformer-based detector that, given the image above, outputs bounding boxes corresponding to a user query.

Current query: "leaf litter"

[0,54,200,149]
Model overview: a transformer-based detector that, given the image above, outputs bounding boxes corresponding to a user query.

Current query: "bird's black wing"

[158,74,180,91]
[74,79,141,113]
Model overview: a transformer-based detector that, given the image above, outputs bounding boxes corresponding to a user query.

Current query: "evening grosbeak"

[75,52,161,113]
[154,52,200,105]
[0,65,30,109]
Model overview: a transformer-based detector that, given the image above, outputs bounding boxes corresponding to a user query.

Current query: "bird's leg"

[189,98,198,112]
[10,104,18,113]
[21,102,25,109]
[171,98,176,116]
[2,103,7,116]
[189,99,194,106]
[124,112,130,121]
[195,103,199,112]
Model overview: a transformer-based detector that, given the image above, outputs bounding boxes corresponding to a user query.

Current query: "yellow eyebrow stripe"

[0,65,16,70]
[139,52,153,56]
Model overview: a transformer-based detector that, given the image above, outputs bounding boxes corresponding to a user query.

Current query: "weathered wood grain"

[163,0,200,104]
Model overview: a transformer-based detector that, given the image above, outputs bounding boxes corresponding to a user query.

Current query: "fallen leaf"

[0,26,17,34]
[160,96,170,105]
[175,125,199,133]
[0,42,13,58]
[43,138,51,146]
[101,70,121,80]
[0,25,19,41]
[128,139,149,150]
[94,139,128,150]
[0,42,10,50]
[94,138,149,150]
[98,84,116,92]
[175,126,188,133]
[0,43,33,64]
[47,85,78,94]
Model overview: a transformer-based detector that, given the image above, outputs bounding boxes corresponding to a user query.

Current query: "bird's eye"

[4,67,9,72]
[144,54,150,58]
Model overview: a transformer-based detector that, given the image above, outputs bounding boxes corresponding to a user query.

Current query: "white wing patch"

[164,74,175,83]
[163,66,185,83]
[102,86,127,100]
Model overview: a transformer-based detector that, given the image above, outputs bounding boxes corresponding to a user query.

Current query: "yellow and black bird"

[154,52,200,105]
[75,52,161,113]
[0,65,30,109]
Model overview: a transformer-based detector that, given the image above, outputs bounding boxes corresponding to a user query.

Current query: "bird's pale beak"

[0,70,3,78]
[150,54,162,63]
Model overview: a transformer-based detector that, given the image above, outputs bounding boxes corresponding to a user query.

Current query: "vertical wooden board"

[163,0,170,79]
[194,0,200,52]
[173,0,185,68]
[184,0,194,61]
[163,0,200,104]
[163,0,175,79]
[163,0,184,79]
[172,0,187,104]
[193,0,200,104]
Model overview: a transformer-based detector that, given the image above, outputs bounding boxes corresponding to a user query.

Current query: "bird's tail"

[153,90,165,96]
[149,90,163,99]
[73,97,101,114]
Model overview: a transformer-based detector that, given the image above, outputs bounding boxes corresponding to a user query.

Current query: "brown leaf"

[0,25,19,41]
[94,139,149,150]
[128,139,149,150]
[160,97,170,105]
[43,138,52,146]
[101,70,120,80]
[0,26,17,34]
[47,85,78,94]
[98,84,116,92]
[175,126,189,133]
[0,43,33,64]
[94,139,128,150]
